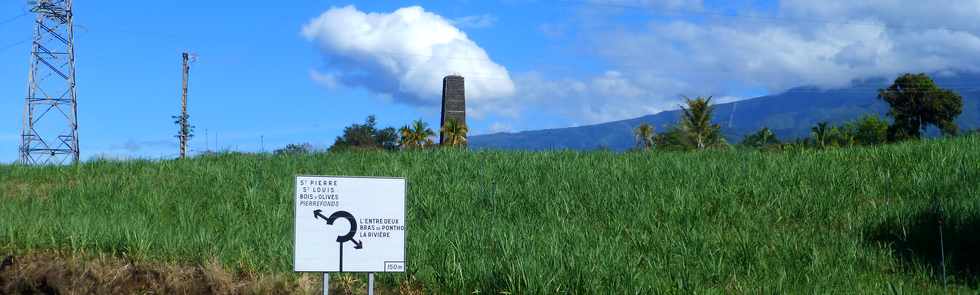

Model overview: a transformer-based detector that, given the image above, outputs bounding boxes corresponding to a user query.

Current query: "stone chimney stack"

[440,75,465,144]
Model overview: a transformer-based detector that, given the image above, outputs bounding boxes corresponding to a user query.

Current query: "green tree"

[274,143,312,155]
[440,119,468,147]
[653,126,688,151]
[810,122,831,148]
[398,126,413,148]
[376,127,399,151]
[827,126,856,147]
[679,96,724,149]
[399,119,435,149]
[329,115,399,152]
[850,115,889,145]
[878,73,963,140]
[741,127,780,148]
[633,123,655,150]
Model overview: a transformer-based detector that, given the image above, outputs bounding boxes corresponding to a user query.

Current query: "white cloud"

[779,0,980,32]
[713,96,743,104]
[110,139,175,153]
[576,0,980,104]
[488,122,512,133]
[302,6,516,117]
[513,0,980,125]
[309,70,340,89]
[451,14,498,29]
[538,23,566,38]
[516,71,689,124]
[588,0,703,10]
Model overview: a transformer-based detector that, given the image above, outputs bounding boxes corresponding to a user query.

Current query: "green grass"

[2,136,979,293]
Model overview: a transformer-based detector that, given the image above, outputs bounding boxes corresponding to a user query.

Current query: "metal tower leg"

[20,0,80,165]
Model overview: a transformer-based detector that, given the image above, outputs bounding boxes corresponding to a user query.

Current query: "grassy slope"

[1,136,978,293]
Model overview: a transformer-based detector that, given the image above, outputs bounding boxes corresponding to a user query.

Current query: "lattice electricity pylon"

[20,0,79,165]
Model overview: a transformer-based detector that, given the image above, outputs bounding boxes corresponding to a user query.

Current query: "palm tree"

[759,127,775,145]
[633,123,655,150]
[839,128,857,147]
[811,122,830,148]
[398,126,415,149]
[742,127,779,148]
[399,119,434,149]
[414,120,436,147]
[679,96,722,149]
[440,119,468,147]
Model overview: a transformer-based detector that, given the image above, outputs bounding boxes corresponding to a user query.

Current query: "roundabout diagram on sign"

[314,209,364,271]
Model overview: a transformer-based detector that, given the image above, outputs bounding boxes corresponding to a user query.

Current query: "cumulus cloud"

[301,6,516,116]
[309,70,341,89]
[516,71,690,124]
[506,0,980,125]
[545,0,980,119]
[779,0,980,32]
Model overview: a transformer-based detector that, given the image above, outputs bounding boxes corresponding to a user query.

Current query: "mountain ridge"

[470,73,980,151]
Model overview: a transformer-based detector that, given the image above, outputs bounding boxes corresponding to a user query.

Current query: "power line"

[0,11,29,26]
[0,37,31,52]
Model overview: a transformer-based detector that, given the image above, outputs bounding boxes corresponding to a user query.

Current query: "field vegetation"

[2,135,979,293]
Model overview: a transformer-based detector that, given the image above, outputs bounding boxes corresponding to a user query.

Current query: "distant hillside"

[471,73,980,151]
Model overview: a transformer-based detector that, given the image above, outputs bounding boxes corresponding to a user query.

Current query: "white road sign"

[294,176,406,273]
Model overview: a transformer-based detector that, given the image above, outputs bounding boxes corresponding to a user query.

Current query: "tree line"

[633,73,969,151]
[274,116,468,155]
[273,73,969,155]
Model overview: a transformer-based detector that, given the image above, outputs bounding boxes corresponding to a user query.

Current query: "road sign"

[294,176,407,273]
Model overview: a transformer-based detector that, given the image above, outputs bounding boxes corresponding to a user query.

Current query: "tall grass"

[1,136,979,293]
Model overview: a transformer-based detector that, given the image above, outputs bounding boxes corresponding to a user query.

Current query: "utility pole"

[179,52,190,159]
[20,0,80,165]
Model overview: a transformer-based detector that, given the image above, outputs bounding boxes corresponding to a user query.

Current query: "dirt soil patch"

[0,251,319,294]
[0,251,425,294]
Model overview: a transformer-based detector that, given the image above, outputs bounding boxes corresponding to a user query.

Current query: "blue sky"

[2,0,979,162]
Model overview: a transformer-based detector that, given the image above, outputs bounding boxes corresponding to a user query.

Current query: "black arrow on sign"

[313,209,328,221]
[316,210,356,243]
[314,209,363,247]
[313,209,364,272]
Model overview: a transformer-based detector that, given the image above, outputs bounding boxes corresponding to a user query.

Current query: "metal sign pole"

[323,273,329,295]
[368,273,374,295]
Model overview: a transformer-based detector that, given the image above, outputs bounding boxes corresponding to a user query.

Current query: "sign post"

[294,176,407,295]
